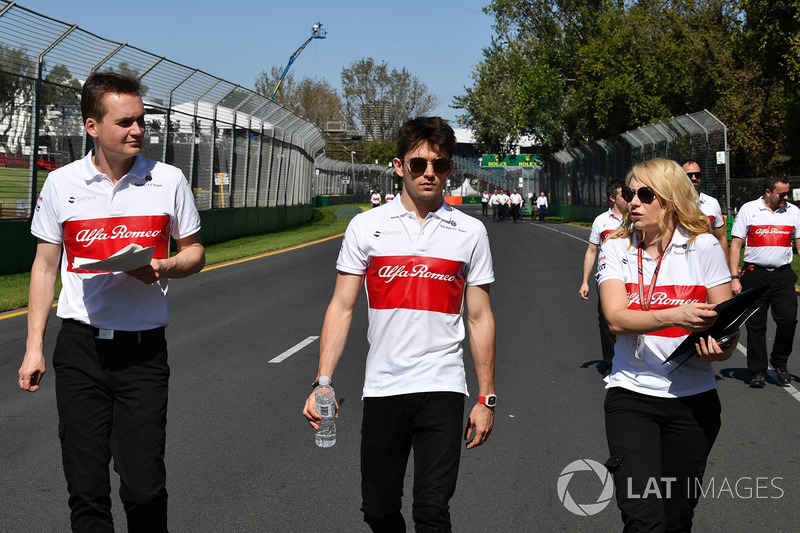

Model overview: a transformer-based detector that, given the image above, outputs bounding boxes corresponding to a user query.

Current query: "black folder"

[662,286,769,373]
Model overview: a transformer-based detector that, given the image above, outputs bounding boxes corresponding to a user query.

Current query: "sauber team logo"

[367,255,466,314]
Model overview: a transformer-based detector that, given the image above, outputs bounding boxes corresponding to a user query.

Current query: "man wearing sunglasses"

[579,178,626,378]
[729,174,800,388]
[303,116,496,532]
[681,160,728,257]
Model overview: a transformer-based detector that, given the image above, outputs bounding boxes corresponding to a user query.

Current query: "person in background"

[729,173,800,388]
[598,158,734,531]
[371,189,382,208]
[303,116,496,532]
[579,178,626,378]
[18,72,205,532]
[536,192,548,221]
[681,160,728,257]
[481,189,489,217]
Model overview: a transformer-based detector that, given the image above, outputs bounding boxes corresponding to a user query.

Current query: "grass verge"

[0,203,366,313]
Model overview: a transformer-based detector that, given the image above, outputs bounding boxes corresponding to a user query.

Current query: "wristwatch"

[478,394,497,408]
[311,378,333,389]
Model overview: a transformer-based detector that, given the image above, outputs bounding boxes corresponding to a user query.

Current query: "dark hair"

[606,178,625,199]
[81,72,141,122]
[396,117,455,161]
[765,173,790,192]
[680,159,700,169]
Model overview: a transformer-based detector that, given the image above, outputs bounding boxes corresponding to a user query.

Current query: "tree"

[458,0,800,178]
[254,65,343,129]
[0,44,36,148]
[340,58,438,142]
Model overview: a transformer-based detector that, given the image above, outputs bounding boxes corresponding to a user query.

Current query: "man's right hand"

[579,282,590,300]
[19,350,46,392]
[302,390,339,431]
[731,278,743,295]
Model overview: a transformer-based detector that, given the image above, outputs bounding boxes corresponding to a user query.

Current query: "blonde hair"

[607,158,710,245]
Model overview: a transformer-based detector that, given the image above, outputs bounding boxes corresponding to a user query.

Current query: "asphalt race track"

[2,205,799,532]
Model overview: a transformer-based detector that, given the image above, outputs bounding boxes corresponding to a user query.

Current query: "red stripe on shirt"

[63,215,170,273]
[625,283,708,338]
[366,256,466,314]
[746,225,794,247]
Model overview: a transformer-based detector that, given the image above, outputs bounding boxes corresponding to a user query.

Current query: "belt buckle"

[97,329,114,340]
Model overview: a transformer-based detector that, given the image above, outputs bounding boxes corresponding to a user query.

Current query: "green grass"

[0,203,367,313]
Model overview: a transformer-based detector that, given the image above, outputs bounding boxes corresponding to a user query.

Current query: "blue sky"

[17,0,497,125]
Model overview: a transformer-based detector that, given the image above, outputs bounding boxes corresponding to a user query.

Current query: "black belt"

[62,318,165,343]
[745,263,791,272]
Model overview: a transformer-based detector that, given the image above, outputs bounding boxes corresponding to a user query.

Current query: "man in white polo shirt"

[18,72,205,531]
[730,174,800,388]
[302,116,496,532]
[682,159,728,257]
[579,178,626,378]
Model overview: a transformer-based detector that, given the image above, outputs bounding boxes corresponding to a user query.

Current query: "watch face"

[486,395,497,407]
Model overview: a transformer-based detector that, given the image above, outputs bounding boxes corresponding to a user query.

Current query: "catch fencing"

[542,110,732,214]
[0,1,325,220]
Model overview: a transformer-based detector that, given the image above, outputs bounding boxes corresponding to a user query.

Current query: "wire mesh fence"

[542,110,733,214]
[0,1,325,220]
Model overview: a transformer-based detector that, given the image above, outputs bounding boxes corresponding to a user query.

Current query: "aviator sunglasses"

[406,157,451,174]
[621,185,656,204]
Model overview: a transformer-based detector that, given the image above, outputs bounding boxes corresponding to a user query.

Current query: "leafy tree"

[254,65,342,129]
[458,0,800,178]
[0,44,36,147]
[340,57,438,142]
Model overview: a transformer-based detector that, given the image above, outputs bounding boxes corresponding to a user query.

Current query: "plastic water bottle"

[315,376,336,448]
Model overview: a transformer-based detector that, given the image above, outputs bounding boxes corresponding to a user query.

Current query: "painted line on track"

[269,336,319,363]
[0,233,346,322]
[531,221,589,244]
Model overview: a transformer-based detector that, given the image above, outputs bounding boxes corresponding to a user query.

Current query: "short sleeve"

[466,227,494,286]
[30,176,63,244]
[336,216,369,275]
[171,173,202,239]
[596,238,626,285]
[730,206,749,239]
[697,236,730,289]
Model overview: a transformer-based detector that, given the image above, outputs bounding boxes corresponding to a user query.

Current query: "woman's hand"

[695,331,739,363]
[671,303,719,332]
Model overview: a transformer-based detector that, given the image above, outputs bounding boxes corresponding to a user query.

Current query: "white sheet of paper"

[72,244,156,272]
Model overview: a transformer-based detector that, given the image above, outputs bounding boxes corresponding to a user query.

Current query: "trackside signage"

[481,154,542,167]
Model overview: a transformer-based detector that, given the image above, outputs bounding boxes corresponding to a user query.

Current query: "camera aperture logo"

[558,459,614,516]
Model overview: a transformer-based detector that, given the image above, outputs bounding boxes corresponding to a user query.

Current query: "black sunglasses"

[621,185,656,204]
[686,172,702,180]
[771,190,790,199]
[406,157,451,174]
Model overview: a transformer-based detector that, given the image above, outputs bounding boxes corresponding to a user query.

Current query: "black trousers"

[361,392,464,533]
[54,320,170,533]
[511,204,520,221]
[740,264,798,374]
[538,206,547,221]
[598,297,616,367]
[481,202,488,216]
[604,387,721,533]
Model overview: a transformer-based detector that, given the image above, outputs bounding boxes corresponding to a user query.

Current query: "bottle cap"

[318,376,330,386]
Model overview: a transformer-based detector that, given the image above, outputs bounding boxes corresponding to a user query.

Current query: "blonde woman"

[597,158,736,531]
